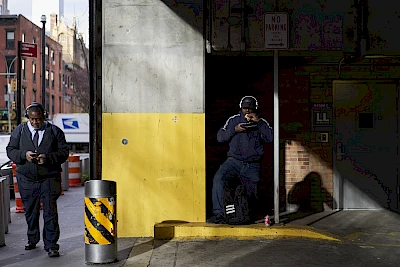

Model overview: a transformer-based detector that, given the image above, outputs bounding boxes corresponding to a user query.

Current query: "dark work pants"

[212,157,260,216]
[17,174,61,251]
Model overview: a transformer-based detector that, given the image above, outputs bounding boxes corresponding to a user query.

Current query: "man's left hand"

[246,113,260,122]
[37,154,46,165]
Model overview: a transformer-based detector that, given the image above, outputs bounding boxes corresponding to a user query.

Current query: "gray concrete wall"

[103,0,204,113]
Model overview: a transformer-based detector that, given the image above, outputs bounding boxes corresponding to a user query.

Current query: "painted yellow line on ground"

[154,222,341,242]
[343,232,364,240]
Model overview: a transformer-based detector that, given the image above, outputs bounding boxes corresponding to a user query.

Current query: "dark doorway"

[205,55,275,219]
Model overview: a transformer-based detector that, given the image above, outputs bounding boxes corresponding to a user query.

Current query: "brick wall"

[17,15,64,117]
[0,15,72,131]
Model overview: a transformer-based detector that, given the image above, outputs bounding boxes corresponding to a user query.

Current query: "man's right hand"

[235,123,246,132]
[26,151,37,163]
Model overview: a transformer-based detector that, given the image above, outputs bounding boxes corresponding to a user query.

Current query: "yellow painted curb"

[154,222,341,242]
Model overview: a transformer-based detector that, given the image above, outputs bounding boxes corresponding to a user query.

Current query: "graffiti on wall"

[291,6,344,51]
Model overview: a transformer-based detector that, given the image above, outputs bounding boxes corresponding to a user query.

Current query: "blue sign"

[62,118,79,129]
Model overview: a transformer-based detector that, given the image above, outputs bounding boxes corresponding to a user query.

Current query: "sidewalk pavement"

[1,186,400,266]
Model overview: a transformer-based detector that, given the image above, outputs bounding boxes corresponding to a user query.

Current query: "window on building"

[6,30,15,48]
[45,69,49,87]
[32,62,36,83]
[33,37,36,44]
[22,59,26,80]
[59,74,62,92]
[51,50,55,64]
[45,45,49,63]
[6,56,16,73]
[51,71,54,88]
[52,95,55,114]
[59,96,62,113]
[22,87,26,110]
[22,33,25,42]
[33,89,36,102]
[59,33,66,43]
[45,93,50,112]
[59,53,62,69]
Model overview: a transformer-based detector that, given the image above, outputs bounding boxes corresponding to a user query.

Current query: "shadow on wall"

[161,0,203,34]
[287,171,336,213]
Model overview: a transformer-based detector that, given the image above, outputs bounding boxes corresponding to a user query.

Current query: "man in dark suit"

[7,102,69,257]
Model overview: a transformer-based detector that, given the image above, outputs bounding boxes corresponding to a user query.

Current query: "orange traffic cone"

[68,155,81,187]
[12,162,24,213]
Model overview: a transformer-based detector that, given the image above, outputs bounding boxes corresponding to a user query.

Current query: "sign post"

[264,13,289,50]
[16,42,22,126]
[264,12,289,224]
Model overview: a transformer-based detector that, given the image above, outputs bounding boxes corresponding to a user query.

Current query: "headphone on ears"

[25,102,47,119]
[239,96,259,109]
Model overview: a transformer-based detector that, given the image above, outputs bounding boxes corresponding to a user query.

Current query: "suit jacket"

[6,122,69,180]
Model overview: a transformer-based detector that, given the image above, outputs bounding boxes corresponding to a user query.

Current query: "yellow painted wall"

[102,113,206,237]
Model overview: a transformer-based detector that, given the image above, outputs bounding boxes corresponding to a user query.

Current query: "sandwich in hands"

[245,114,252,121]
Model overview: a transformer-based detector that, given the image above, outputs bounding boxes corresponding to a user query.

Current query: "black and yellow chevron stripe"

[84,197,116,245]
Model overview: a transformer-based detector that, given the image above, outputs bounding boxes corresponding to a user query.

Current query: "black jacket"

[217,111,273,162]
[6,122,69,180]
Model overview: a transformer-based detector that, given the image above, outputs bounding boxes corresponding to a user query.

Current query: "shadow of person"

[287,171,335,214]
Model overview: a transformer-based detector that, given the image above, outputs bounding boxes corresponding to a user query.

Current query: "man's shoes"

[206,214,226,224]
[24,242,36,250]
[48,248,60,257]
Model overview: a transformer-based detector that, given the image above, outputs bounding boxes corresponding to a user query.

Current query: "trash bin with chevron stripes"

[84,180,117,264]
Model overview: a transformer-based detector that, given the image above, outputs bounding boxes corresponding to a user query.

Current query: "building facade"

[101,0,400,237]
[50,13,89,112]
[0,14,75,133]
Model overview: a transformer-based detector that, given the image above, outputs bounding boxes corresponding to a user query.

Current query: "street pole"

[7,88,11,132]
[8,57,17,131]
[4,55,11,132]
[6,66,10,131]
[41,15,46,108]
[273,49,279,224]
[89,0,102,181]
[16,42,22,126]
[0,50,13,132]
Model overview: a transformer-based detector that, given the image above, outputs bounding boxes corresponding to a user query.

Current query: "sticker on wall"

[311,103,332,132]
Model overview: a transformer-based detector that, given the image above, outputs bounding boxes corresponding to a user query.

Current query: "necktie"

[33,130,39,150]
